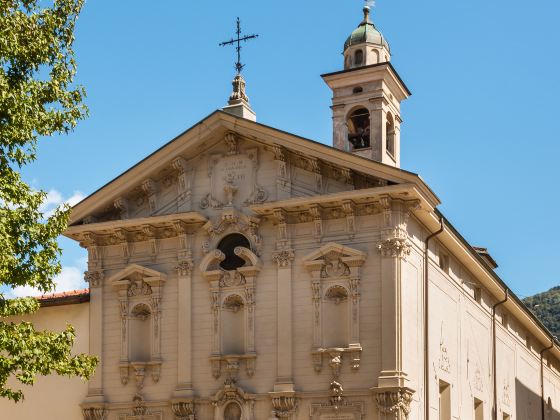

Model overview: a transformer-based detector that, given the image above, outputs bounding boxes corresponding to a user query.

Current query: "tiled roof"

[37,288,90,307]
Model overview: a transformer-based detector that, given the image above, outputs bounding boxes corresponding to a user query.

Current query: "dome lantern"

[343,5,391,69]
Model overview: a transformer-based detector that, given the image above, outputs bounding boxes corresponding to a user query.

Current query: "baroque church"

[2,4,560,420]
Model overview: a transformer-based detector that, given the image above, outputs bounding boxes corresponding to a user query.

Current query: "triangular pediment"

[66,111,439,231]
[107,263,167,284]
[302,242,366,264]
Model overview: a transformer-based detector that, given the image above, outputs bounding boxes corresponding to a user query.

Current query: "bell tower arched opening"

[386,113,396,159]
[347,108,370,150]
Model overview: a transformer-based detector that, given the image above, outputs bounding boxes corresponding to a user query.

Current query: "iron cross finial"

[219,17,259,75]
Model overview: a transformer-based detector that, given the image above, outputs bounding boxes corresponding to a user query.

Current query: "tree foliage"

[524,286,560,340]
[0,0,96,402]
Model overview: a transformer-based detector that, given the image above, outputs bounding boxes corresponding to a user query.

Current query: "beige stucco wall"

[0,302,89,420]
[405,216,560,419]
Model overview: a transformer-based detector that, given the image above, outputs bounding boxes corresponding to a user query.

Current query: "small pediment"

[303,242,366,264]
[108,263,167,286]
[303,243,366,275]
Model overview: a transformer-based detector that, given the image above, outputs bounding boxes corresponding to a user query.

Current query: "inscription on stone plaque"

[319,414,356,420]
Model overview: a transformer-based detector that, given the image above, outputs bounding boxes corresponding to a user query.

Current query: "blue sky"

[16,0,560,298]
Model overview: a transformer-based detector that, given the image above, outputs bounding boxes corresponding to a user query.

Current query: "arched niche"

[129,303,152,362]
[110,264,167,386]
[200,236,261,379]
[323,285,350,349]
[224,401,242,420]
[212,383,256,420]
[303,243,366,373]
[221,294,246,355]
[386,112,396,158]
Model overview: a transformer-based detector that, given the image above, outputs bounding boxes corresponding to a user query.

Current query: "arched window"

[345,55,352,69]
[323,285,349,348]
[354,49,364,66]
[224,402,242,420]
[386,113,396,158]
[347,108,370,150]
[221,294,245,355]
[129,303,151,362]
[218,234,251,270]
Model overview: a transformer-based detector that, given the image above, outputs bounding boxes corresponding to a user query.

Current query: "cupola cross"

[219,17,259,74]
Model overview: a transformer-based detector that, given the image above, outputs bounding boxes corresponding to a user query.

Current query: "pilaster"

[376,198,419,389]
[84,269,104,402]
[271,249,295,391]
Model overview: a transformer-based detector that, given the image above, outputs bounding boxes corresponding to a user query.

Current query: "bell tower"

[322,4,410,168]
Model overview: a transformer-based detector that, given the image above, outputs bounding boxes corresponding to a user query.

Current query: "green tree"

[0,0,96,401]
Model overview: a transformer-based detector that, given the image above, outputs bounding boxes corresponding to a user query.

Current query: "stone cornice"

[64,212,207,242]
[251,184,433,220]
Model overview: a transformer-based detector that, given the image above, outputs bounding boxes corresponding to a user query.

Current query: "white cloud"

[9,260,88,298]
[39,189,85,217]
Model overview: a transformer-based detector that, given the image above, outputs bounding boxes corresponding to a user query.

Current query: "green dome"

[344,7,389,51]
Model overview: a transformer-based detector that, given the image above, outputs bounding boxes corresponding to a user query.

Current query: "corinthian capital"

[176,259,194,277]
[373,387,414,420]
[377,238,411,259]
[272,250,295,268]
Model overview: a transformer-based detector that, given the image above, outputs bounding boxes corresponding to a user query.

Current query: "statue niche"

[110,264,167,387]
[303,243,366,374]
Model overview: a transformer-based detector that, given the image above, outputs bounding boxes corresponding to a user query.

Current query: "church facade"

[2,5,560,420]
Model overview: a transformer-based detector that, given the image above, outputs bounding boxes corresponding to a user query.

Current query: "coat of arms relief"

[200,132,267,210]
